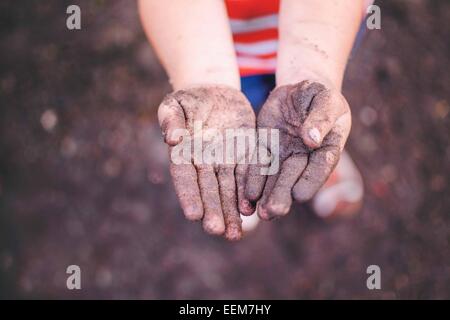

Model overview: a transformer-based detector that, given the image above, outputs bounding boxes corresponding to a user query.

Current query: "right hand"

[158,85,256,240]
[245,80,352,220]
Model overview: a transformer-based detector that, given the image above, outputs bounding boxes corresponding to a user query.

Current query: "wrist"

[276,45,346,90]
[276,66,341,90]
[171,68,241,91]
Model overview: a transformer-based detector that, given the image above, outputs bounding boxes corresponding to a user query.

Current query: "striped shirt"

[225,0,374,76]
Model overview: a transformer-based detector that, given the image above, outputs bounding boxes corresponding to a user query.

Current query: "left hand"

[244,80,352,220]
[158,85,256,240]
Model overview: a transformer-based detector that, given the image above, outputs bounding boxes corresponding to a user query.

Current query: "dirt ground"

[0,0,449,299]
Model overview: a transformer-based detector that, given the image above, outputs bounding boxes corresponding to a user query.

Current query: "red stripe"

[237,52,277,59]
[232,28,278,43]
[239,67,276,77]
[225,0,279,76]
[225,0,280,19]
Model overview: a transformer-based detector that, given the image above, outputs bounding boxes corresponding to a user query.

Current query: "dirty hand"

[245,80,351,220]
[158,85,256,240]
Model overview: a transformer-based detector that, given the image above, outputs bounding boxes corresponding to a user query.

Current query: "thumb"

[157,94,186,146]
[301,90,349,149]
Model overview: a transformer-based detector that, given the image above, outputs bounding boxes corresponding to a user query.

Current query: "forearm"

[138,0,240,90]
[276,0,365,90]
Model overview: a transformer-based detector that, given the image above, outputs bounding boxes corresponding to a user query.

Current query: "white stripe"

[237,56,277,70]
[234,40,278,56]
[230,14,278,34]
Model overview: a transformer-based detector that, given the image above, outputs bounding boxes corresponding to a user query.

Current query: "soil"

[0,0,449,299]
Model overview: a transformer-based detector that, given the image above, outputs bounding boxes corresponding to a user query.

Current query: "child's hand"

[245,80,351,220]
[158,85,256,240]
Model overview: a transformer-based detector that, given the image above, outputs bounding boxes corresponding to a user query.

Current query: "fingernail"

[168,132,182,145]
[267,200,289,216]
[257,204,271,221]
[239,199,255,215]
[184,204,202,221]
[309,128,321,144]
[225,227,242,241]
[203,217,225,235]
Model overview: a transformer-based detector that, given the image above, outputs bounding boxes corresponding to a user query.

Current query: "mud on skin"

[158,85,256,241]
[245,80,351,220]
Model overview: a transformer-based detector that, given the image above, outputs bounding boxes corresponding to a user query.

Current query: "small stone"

[40,109,58,132]
[359,106,378,127]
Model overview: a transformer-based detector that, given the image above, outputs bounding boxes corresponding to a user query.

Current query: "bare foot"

[312,150,364,219]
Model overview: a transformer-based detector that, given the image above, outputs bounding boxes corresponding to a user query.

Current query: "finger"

[197,165,225,235]
[292,133,342,203]
[256,173,279,220]
[265,154,308,217]
[236,164,255,215]
[169,162,203,221]
[245,163,267,202]
[157,95,186,146]
[218,166,242,241]
[300,90,349,149]
[244,144,271,202]
[287,81,325,126]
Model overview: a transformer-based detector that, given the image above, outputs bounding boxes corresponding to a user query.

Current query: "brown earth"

[0,0,449,299]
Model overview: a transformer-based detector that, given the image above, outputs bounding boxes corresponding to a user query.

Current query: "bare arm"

[138,0,240,90]
[139,1,257,240]
[245,0,366,219]
[277,0,365,89]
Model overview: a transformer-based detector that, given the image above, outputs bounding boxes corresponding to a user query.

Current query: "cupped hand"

[245,80,352,220]
[158,85,256,240]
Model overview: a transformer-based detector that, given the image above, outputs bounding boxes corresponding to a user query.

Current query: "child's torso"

[225,0,280,76]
